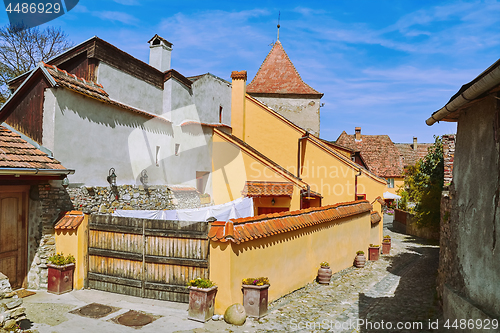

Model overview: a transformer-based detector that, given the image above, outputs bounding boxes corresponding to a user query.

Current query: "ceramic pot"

[317,266,332,284]
[382,241,391,254]
[187,286,218,322]
[242,284,269,318]
[47,263,75,295]
[354,254,366,268]
[368,246,380,261]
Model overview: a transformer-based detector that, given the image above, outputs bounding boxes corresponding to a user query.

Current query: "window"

[387,178,394,188]
[219,106,223,123]
[356,194,366,200]
[175,144,180,156]
[196,171,210,193]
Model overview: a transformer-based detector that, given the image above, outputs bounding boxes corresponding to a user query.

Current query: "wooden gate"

[87,214,210,303]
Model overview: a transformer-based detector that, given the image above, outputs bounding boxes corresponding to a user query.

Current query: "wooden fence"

[87,214,210,303]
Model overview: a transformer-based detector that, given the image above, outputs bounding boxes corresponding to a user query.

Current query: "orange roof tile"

[42,63,171,125]
[336,130,404,178]
[242,181,294,197]
[54,211,85,230]
[0,126,67,170]
[246,41,322,96]
[371,211,382,225]
[208,200,372,244]
[180,121,231,129]
[395,142,433,167]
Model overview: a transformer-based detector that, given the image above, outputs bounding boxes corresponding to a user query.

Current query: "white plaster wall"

[42,89,57,152]
[96,62,163,115]
[191,74,231,126]
[254,96,321,136]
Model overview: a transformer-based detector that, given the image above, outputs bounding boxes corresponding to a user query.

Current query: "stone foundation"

[0,272,26,330]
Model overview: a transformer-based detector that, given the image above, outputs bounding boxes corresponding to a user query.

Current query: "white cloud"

[93,11,139,25]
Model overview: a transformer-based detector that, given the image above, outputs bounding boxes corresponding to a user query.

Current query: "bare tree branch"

[0,25,73,105]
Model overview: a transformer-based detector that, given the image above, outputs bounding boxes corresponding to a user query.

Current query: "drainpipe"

[297,132,309,180]
[426,62,500,126]
[354,169,362,200]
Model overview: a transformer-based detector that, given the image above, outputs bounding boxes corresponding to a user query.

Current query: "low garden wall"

[209,201,373,314]
[393,209,439,240]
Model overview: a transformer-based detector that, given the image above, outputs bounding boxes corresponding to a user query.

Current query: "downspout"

[354,169,362,200]
[426,62,500,126]
[297,132,309,180]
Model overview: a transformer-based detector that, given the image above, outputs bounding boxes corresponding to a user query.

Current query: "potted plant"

[382,235,391,254]
[317,261,332,284]
[354,251,366,268]
[241,277,270,318]
[47,253,76,295]
[368,244,380,261]
[187,277,217,322]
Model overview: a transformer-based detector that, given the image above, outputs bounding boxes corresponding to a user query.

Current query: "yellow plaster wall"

[209,211,371,314]
[55,214,88,290]
[385,178,404,195]
[212,131,302,211]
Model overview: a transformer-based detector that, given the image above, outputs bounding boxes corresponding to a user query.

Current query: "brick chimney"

[413,137,418,151]
[355,127,361,141]
[148,35,172,72]
[231,71,247,140]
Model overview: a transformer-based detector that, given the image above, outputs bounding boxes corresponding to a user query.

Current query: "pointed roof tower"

[246,41,323,97]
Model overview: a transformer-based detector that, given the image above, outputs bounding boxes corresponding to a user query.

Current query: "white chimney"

[413,137,418,151]
[148,34,172,72]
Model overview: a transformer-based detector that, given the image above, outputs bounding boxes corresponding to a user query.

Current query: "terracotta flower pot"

[317,266,332,284]
[47,263,75,295]
[382,241,391,254]
[187,286,218,322]
[368,246,380,261]
[242,284,269,318]
[354,254,366,268]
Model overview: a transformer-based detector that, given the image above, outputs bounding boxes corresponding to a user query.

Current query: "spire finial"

[277,11,280,41]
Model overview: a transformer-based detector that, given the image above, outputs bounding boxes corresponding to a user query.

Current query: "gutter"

[0,168,75,176]
[426,61,500,126]
[297,132,309,180]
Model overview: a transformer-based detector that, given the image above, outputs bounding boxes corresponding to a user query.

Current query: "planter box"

[242,284,269,318]
[187,286,218,322]
[382,241,391,255]
[47,263,75,295]
[368,246,380,261]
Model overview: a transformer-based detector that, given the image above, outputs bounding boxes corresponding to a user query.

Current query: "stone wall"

[442,134,456,186]
[393,209,439,240]
[27,182,73,290]
[0,272,26,330]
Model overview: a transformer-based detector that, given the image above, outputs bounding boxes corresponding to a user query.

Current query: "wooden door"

[0,190,27,289]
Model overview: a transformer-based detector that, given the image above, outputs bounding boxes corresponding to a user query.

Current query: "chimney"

[413,137,418,151]
[231,71,247,140]
[148,35,172,72]
[355,127,361,141]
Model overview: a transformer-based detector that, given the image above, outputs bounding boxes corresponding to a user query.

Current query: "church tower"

[246,39,323,136]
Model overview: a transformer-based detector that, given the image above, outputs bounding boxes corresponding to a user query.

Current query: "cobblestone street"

[195,214,442,333]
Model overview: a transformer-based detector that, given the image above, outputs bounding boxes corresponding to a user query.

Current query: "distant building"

[246,41,323,137]
[336,127,432,196]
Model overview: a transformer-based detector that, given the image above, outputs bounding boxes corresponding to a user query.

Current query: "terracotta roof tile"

[395,143,433,167]
[209,200,372,243]
[42,63,171,125]
[54,211,85,230]
[0,126,67,171]
[242,181,294,197]
[371,212,382,225]
[247,41,322,96]
[336,131,404,178]
[180,121,231,129]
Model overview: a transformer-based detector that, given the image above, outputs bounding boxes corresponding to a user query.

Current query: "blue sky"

[2,0,500,143]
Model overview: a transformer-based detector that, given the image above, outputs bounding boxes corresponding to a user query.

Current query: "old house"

[246,41,323,136]
[336,128,432,197]
[0,35,231,201]
[426,57,500,325]
[0,126,73,289]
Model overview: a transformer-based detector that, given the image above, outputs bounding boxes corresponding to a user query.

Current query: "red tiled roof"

[246,41,322,96]
[208,200,371,244]
[42,63,171,124]
[336,131,404,178]
[54,211,85,230]
[0,126,67,170]
[371,196,387,207]
[395,143,433,167]
[371,211,382,225]
[242,181,293,197]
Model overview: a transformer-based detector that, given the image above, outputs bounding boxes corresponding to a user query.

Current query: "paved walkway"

[19,214,442,333]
